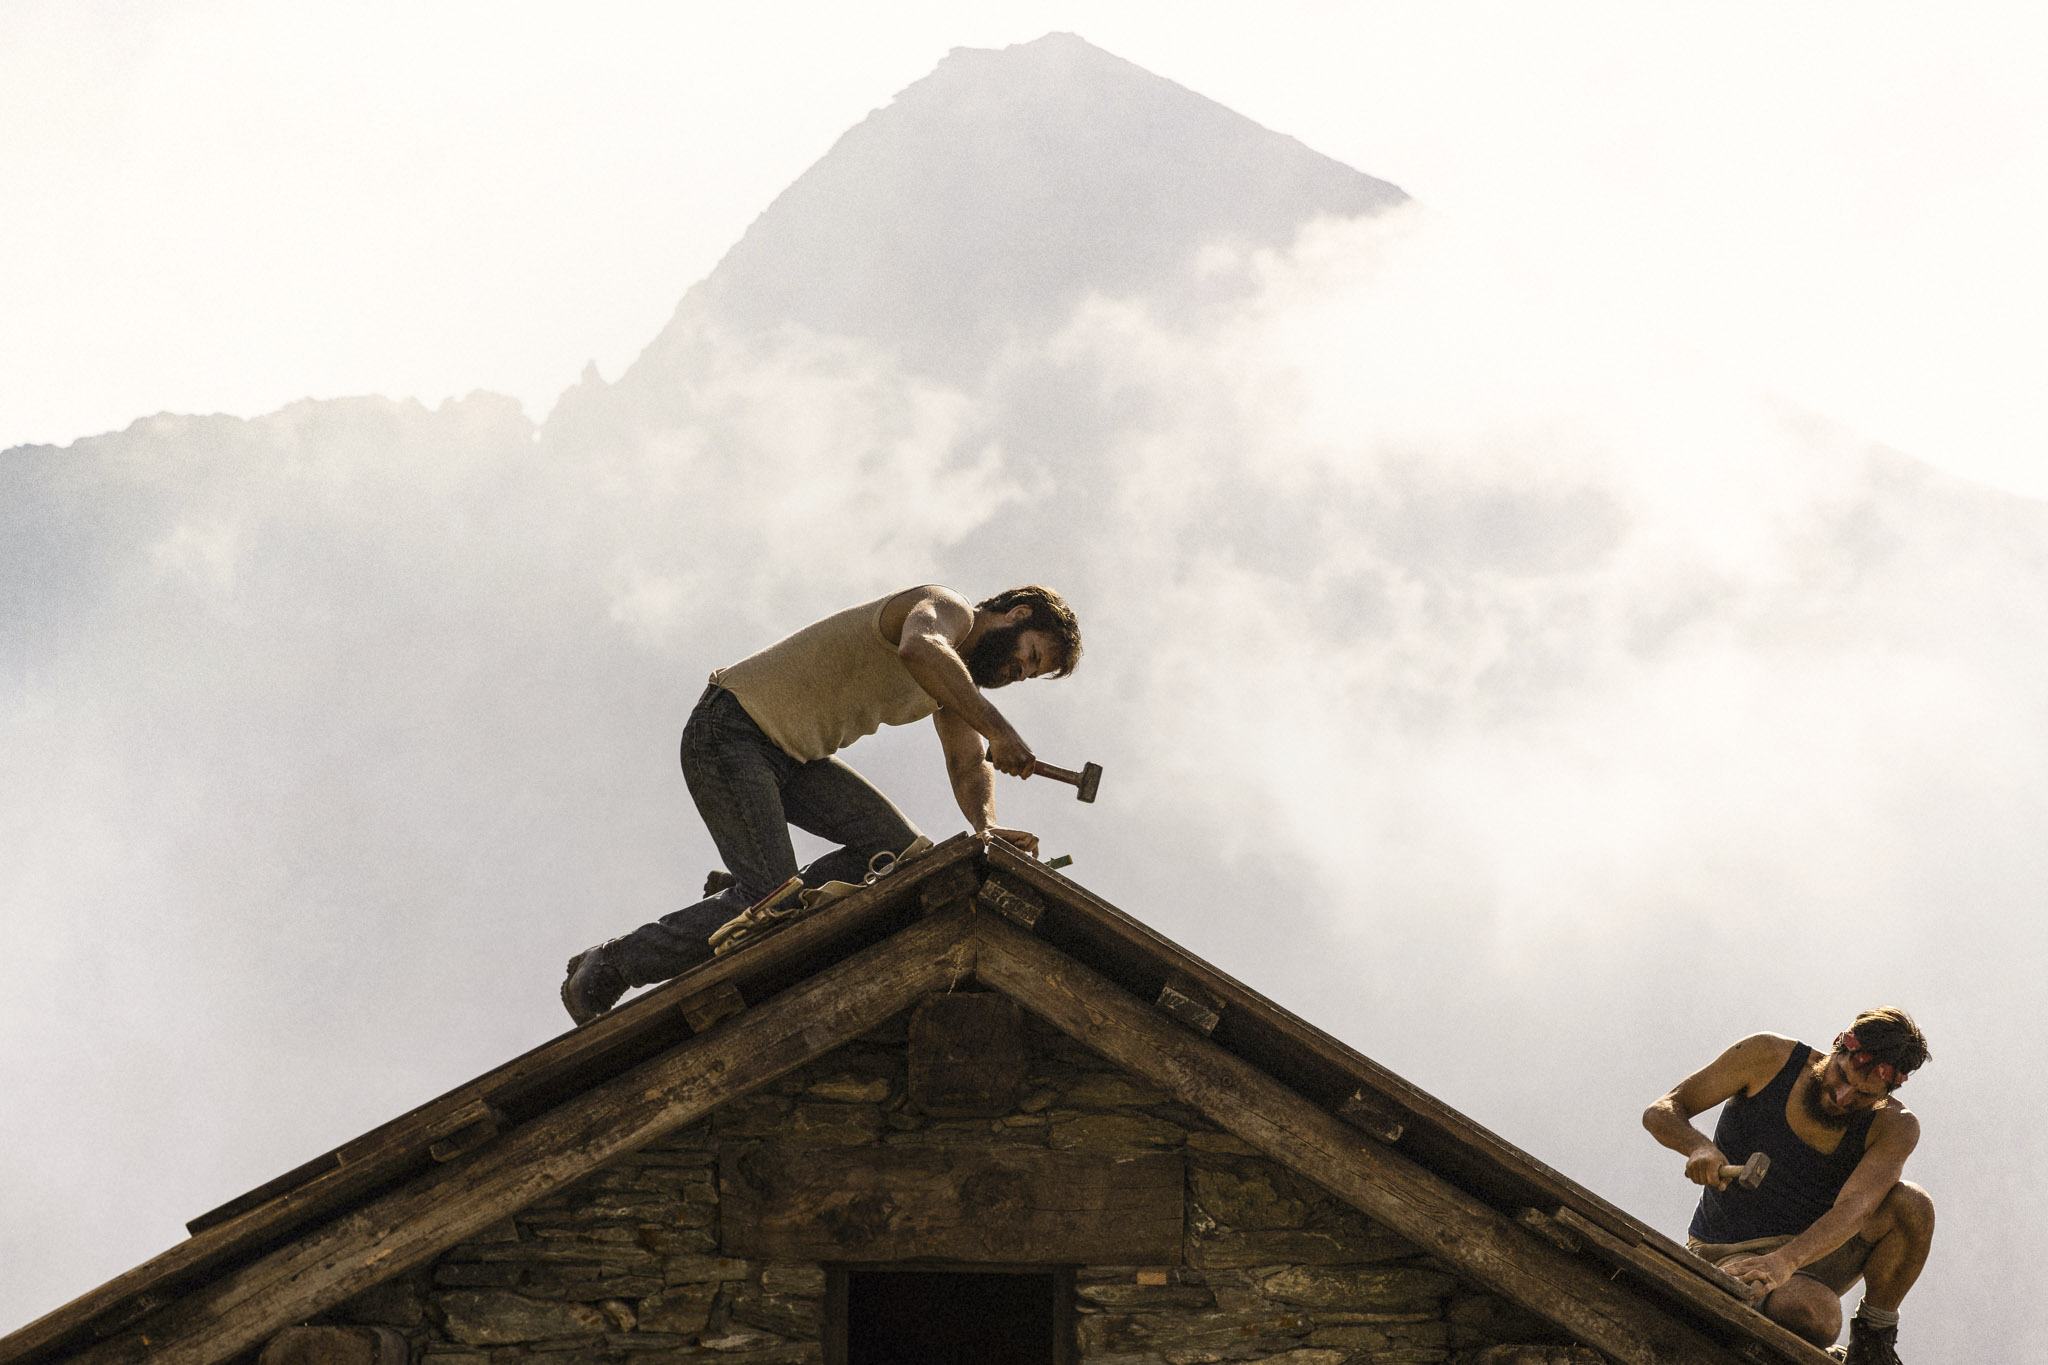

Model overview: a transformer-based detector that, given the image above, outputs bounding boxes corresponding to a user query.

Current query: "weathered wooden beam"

[425,1102,505,1164]
[1515,1207,1582,1254]
[1552,1202,1750,1305]
[184,1154,341,1237]
[187,1079,499,1232]
[1554,1208,1743,1298]
[974,876,1044,930]
[677,980,746,1033]
[1547,1208,1833,1363]
[917,861,983,916]
[97,1293,170,1336]
[1154,974,1224,1036]
[1336,1088,1405,1143]
[965,918,1783,1365]
[67,911,982,1365]
[718,1144,1183,1263]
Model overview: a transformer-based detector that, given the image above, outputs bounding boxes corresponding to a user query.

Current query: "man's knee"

[1763,1279,1842,1347]
[848,815,921,865]
[1875,1180,1936,1243]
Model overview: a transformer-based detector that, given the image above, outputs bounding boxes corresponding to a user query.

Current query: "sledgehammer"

[1030,759,1102,803]
[1718,1151,1771,1191]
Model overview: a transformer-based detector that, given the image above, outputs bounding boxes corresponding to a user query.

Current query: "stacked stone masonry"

[317,1006,1603,1364]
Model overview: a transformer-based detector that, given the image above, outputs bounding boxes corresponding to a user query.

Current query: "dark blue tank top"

[1689,1042,1875,1242]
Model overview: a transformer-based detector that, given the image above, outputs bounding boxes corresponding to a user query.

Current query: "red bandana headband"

[1834,1030,1908,1087]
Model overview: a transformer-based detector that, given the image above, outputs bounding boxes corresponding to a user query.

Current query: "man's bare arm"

[934,707,998,832]
[932,708,1041,854]
[895,589,1033,775]
[1643,1033,1793,1189]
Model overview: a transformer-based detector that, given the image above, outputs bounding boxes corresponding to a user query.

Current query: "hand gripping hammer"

[1718,1151,1771,1190]
[1029,758,1102,803]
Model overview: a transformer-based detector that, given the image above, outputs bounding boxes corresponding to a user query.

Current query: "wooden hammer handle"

[1030,760,1085,785]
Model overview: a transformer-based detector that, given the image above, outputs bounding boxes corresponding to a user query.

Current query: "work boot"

[703,869,735,897]
[560,947,627,1026]
[1841,1316,1902,1365]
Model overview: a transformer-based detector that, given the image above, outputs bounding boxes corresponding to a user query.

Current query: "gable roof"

[1,834,1833,1365]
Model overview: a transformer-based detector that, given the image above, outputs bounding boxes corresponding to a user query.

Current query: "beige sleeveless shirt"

[709,593,938,761]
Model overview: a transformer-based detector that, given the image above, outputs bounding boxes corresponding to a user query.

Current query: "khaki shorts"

[1687,1233,1875,1296]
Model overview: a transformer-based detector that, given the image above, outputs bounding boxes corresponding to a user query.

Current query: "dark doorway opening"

[836,1266,1070,1365]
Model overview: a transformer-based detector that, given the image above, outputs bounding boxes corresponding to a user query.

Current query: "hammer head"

[1734,1151,1770,1190]
[1076,761,1102,803]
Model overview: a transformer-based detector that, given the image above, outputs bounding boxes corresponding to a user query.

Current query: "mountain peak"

[620,33,1405,389]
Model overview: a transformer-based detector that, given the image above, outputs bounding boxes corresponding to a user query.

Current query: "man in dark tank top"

[1643,1007,1933,1364]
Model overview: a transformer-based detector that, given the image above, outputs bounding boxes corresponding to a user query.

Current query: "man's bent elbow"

[946,755,991,784]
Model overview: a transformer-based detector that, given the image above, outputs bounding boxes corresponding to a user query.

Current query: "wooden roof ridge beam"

[54,910,982,1365]
[963,914,1777,1365]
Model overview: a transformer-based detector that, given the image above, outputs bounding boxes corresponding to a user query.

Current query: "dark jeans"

[599,685,922,986]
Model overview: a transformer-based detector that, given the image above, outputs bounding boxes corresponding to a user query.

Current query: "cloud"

[1005,210,2046,986]
[557,321,1022,656]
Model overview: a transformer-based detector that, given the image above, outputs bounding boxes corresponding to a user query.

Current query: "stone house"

[2,836,1834,1365]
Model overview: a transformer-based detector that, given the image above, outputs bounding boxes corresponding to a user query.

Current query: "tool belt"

[707,836,936,956]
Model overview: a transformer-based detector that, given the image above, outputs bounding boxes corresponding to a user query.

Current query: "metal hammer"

[1030,759,1102,803]
[1718,1151,1770,1190]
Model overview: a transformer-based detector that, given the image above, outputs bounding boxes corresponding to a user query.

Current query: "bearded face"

[966,622,1026,688]
[1800,1050,1896,1131]
[1799,1055,1855,1131]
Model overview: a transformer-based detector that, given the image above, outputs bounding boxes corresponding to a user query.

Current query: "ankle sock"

[1855,1304,1901,1330]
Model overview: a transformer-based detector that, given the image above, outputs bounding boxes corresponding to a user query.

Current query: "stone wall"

[318,1003,1599,1364]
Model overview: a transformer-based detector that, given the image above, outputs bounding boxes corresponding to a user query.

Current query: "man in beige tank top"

[561,584,1082,1024]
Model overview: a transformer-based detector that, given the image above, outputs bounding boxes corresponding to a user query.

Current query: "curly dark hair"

[976,585,1082,678]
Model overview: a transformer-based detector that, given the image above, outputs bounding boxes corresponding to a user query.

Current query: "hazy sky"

[5,6,2046,1361]
[6,1,2047,496]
